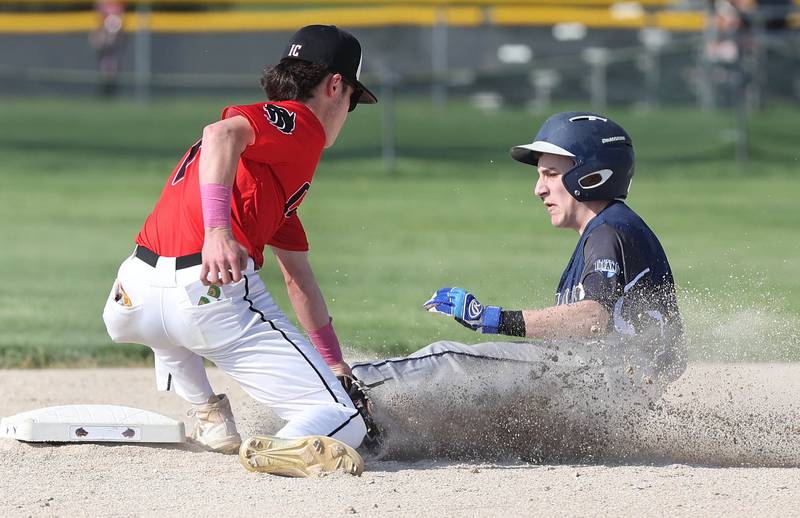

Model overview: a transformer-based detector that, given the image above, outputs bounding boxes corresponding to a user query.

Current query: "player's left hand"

[423,287,501,334]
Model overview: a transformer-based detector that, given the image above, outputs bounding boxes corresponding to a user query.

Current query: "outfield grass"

[1,96,798,366]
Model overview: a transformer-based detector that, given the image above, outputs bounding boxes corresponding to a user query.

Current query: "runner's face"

[534,153,580,230]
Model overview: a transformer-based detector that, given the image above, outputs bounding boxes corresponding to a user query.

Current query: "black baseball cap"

[282,24,378,110]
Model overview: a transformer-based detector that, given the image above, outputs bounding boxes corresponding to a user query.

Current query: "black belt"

[135,245,202,270]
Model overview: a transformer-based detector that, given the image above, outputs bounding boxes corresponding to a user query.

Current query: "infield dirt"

[1,363,799,517]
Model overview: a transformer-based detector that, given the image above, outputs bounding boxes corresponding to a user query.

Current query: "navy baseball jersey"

[556,201,683,347]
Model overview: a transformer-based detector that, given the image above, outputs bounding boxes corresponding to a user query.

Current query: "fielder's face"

[534,153,580,230]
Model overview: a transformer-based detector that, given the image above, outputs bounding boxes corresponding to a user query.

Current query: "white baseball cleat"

[239,435,364,477]
[187,394,242,454]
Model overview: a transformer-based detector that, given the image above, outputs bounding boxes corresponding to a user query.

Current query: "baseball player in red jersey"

[102,25,378,477]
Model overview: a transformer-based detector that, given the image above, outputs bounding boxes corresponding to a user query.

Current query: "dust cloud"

[359,293,800,467]
[364,361,800,467]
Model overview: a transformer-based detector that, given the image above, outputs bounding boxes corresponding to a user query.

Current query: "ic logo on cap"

[288,44,302,57]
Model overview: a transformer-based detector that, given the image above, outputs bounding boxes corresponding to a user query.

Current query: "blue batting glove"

[422,287,502,334]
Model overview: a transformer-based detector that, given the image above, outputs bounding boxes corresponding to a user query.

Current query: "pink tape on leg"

[200,183,232,228]
[308,318,343,366]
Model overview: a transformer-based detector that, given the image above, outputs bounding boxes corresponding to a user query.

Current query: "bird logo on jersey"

[263,104,296,135]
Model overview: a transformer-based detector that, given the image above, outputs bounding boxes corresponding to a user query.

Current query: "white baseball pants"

[102,249,366,448]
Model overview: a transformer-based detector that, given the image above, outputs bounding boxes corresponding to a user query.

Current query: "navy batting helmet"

[509,112,635,202]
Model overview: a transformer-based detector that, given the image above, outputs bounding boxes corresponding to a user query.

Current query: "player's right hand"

[200,228,249,285]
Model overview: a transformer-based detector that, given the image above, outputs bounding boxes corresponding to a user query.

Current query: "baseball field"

[1,96,799,516]
[1,96,798,365]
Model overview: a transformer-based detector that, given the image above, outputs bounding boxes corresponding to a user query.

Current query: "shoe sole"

[239,435,364,477]
[189,433,242,455]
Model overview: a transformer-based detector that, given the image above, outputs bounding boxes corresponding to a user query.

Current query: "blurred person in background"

[707,0,791,64]
[91,0,125,97]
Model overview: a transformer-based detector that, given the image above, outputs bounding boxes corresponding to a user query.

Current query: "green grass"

[1,96,798,366]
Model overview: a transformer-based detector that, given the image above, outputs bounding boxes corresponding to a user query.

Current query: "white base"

[0,405,185,443]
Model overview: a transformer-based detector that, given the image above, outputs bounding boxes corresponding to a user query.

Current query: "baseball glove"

[337,374,383,453]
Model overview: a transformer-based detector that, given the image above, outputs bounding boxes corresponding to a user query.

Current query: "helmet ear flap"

[562,163,594,202]
[563,146,633,202]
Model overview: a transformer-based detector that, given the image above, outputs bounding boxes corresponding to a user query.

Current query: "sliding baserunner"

[348,113,686,453]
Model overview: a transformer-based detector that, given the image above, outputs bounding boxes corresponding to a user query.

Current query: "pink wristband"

[200,183,232,229]
[308,318,343,366]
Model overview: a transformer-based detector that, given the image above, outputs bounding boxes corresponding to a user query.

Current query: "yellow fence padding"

[0,6,718,34]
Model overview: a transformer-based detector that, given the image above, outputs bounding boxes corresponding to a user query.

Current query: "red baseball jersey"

[135,100,326,268]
